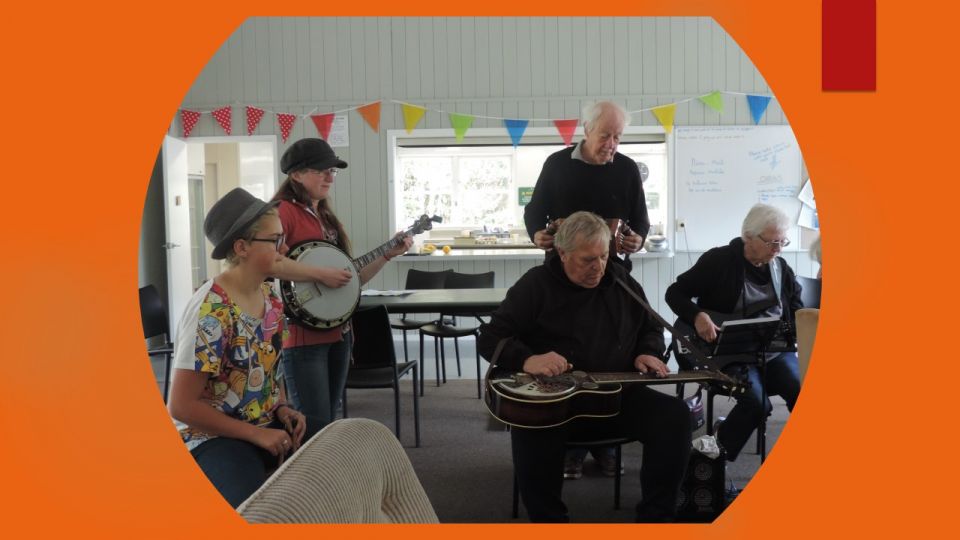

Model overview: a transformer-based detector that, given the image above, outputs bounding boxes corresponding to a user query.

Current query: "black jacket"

[478,256,665,373]
[665,237,803,327]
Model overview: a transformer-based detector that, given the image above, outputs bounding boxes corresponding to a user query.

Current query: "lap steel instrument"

[280,214,441,329]
[485,368,743,429]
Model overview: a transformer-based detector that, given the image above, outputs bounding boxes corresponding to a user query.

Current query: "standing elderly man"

[523,100,651,478]
[478,212,691,523]
[524,100,650,270]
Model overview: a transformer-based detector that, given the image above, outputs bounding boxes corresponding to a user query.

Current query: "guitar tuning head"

[430,215,443,223]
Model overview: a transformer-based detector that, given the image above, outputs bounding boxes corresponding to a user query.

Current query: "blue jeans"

[718,351,800,461]
[282,333,352,429]
[191,417,321,508]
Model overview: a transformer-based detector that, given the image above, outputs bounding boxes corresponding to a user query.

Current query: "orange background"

[3,1,953,537]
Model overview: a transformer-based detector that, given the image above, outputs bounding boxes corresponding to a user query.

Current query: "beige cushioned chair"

[795,307,819,382]
[237,418,438,523]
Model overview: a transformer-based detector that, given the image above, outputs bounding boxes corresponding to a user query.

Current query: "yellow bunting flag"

[698,91,724,114]
[651,104,676,134]
[357,101,381,133]
[449,113,475,141]
[401,103,427,134]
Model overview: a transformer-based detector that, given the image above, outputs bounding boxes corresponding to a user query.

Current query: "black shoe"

[563,455,584,479]
[597,451,624,477]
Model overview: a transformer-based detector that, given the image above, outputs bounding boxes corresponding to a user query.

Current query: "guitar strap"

[613,277,721,372]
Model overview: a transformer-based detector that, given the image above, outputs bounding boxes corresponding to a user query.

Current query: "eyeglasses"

[249,234,286,251]
[757,234,790,249]
[305,167,339,177]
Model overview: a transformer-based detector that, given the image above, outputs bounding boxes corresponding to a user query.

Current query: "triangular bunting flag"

[246,106,265,136]
[746,95,772,125]
[357,101,381,133]
[553,119,578,146]
[698,91,724,114]
[181,110,201,138]
[277,113,297,143]
[211,106,232,135]
[449,113,475,142]
[504,119,529,148]
[651,104,676,134]
[310,113,335,140]
[401,103,427,134]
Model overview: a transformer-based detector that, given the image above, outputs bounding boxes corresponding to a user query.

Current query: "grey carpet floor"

[343,377,790,523]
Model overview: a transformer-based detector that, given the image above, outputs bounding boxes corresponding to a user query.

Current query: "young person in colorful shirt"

[168,188,319,508]
[271,138,412,429]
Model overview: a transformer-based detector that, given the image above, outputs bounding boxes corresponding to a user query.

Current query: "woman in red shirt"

[272,138,411,428]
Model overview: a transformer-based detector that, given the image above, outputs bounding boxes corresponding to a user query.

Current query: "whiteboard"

[674,126,803,251]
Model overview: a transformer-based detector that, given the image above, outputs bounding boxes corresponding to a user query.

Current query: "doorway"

[140,135,279,337]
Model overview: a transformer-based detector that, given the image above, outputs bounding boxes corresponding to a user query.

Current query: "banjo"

[280,214,442,329]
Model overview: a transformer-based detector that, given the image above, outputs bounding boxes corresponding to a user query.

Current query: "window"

[390,128,669,240]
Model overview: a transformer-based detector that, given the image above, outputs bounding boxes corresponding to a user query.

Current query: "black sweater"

[477,256,665,373]
[523,145,650,244]
[665,237,803,327]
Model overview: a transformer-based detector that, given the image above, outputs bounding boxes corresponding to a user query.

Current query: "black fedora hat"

[280,138,348,174]
[204,188,280,260]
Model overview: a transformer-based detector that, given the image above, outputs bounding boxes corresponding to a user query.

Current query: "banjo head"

[281,241,361,329]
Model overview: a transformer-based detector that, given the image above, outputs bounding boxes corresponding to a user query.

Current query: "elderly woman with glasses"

[270,138,411,431]
[665,203,803,467]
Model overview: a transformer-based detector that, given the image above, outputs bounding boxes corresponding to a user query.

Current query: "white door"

[161,135,192,337]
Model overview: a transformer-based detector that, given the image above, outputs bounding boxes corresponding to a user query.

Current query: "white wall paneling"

[167,16,813,322]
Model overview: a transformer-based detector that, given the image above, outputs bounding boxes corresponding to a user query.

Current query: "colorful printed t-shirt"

[171,280,285,451]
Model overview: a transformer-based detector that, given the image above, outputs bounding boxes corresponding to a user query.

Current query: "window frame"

[387,126,672,241]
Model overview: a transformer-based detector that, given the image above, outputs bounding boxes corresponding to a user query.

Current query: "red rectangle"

[823,0,877,91]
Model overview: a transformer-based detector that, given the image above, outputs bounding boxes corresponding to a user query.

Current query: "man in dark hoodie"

[478,211,691,523]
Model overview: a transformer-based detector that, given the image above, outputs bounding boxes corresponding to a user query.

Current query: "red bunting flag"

[357,101,381,133]
[310,113,335,140]
[180,110,201,138]
[246,106,265,136]
[211,106,232,135]
[277,113,297,143]
[553,119,579,146]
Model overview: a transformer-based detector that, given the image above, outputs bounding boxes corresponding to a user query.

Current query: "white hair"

[582,101,631,132]
[555,211,611,253]
[741,203,790,239]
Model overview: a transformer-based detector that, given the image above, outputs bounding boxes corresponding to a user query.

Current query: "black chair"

[139,285,174,402]
[511,437,634,519]
[390,269,452,374]
[418,271,495,399]
[343,305,421,447]
[797,275,821,309]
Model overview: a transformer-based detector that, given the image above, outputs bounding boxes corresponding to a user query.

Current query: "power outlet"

[677,219,686,230]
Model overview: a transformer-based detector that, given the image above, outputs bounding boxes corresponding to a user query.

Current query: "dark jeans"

[282,334,352,429]
[511,386,692,522]
[718,351,800,461]
[191,417,321,508]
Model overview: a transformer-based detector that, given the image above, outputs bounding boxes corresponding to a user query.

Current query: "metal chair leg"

[454,337,462,376]
[419,332,426,396]
[413,364,421,448]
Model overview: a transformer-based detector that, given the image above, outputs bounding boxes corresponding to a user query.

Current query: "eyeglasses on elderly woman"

[757,234,790,249]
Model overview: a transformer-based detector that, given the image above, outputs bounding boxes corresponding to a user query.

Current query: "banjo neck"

[352,234,407,271]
